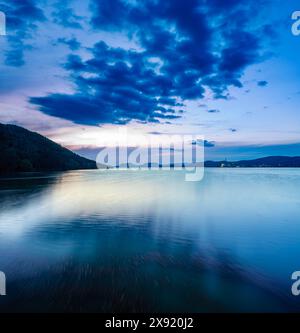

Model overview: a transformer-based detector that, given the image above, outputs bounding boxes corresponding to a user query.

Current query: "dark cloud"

[0,0,45,66]
[56,37,81,51]
[52,1,82,29]
[207,109,220,113]
[148,131,163,135]
[192,139,216,148]
[31,41,182,125]
[257,80,268,87]
[204,140,216,148]
[31,0,274,125]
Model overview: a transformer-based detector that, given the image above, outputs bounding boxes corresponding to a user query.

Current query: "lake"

[0,168,300,312]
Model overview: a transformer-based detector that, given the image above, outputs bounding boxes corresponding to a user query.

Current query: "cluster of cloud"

[55,37,81,51]
[51,0,83,29]
[31,41,186,125]
[192,139,215,148]
[257,80,268,87]
[207,109,220,114]
[0,0,45,66]
[2,0,275,126]
[0,0,84,66]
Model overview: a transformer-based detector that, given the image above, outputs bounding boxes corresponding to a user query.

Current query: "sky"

[0,0,300,161]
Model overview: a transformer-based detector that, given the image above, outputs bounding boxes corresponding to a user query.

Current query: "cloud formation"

[203,140,216,148]
[30,0,274,125]
[52,1,83,29]
[207,109,220,113]
[257,80,268,87]
[192,139,215,148]
[56,37,81,50]
[0,0,45,66]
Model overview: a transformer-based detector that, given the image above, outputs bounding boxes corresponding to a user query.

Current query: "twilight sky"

[0,0,300,160]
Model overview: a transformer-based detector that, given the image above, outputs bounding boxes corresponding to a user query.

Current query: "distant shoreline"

[1,123,300,174]
[204,156,300,168]
[1,165,300,179]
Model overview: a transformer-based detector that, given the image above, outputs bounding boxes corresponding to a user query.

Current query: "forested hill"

[0,123,96,173]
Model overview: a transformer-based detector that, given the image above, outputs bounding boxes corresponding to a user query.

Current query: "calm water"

[0,168,300,313]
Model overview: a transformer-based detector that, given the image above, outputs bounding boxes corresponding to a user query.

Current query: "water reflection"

[0,169,300,312]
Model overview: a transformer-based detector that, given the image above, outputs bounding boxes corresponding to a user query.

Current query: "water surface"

[0,168,300,312]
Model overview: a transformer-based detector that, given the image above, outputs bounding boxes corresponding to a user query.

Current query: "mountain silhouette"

[205,156,300,167]
[0,123,96,174]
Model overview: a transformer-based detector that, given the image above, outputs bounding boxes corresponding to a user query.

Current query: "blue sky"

[0,0,300,160]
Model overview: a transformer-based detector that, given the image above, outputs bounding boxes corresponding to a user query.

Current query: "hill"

[205,156,300,168]
[0,123,96,174]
